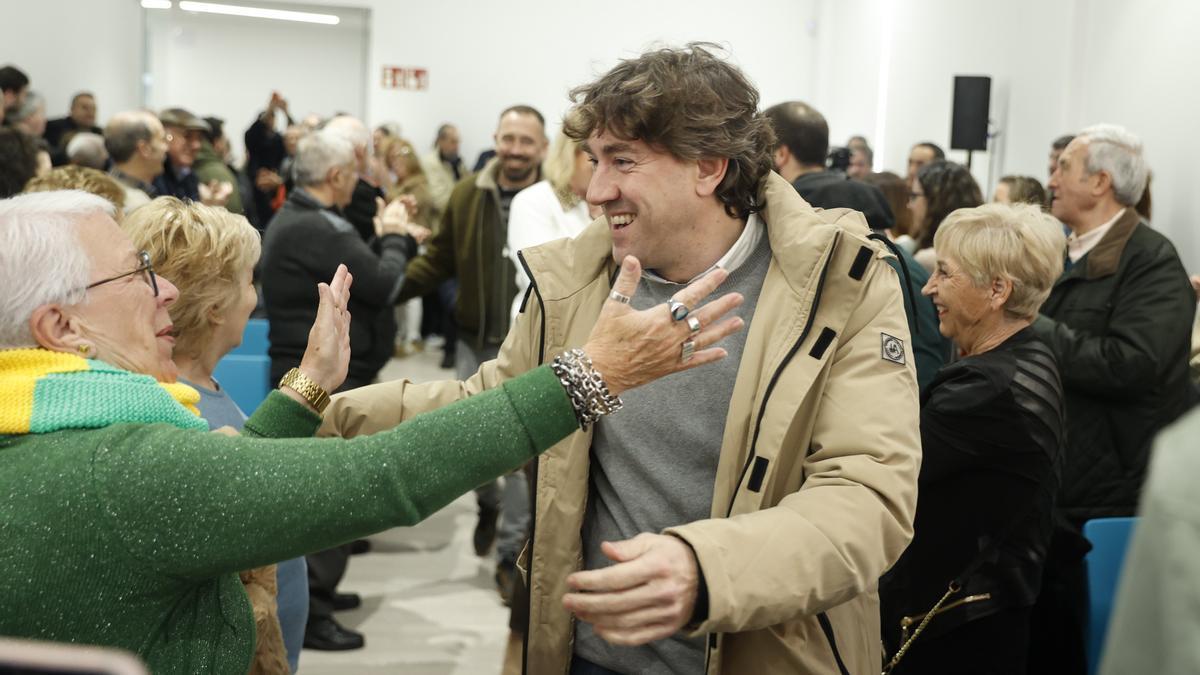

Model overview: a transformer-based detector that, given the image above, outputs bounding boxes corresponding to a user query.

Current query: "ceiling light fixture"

[177,1,340,25]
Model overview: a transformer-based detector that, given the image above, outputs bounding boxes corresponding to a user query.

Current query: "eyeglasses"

[85,250,159,297]
[165,130,204,144]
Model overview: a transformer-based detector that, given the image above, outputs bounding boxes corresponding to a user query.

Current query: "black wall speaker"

[950,76,991,151]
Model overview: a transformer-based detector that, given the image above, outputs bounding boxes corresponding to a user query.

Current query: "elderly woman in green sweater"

[0,190,745,674]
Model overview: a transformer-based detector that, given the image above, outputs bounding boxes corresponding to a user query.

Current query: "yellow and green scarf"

[0,348,207,435]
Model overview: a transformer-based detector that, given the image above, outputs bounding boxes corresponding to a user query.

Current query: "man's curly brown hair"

[563,43,776,220]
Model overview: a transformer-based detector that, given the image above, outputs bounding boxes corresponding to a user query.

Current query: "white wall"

[814,0,1076,191]
[1066,0,1200,270]
[350,0,819,165]
[143,3,370,163]
[3,0,142,127]
[813,0,1200,269]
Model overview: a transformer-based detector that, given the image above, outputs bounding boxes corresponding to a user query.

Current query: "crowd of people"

[0,41,1197,675]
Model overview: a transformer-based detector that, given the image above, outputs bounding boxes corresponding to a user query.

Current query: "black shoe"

[303,617,364,651]
[349,538,371,555]
[331,591,362,611]
[439,351,455,369]
[473,505,499,557]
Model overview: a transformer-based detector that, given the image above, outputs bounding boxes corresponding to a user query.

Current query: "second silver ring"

[686,316,701,336]
[680,339,696,363]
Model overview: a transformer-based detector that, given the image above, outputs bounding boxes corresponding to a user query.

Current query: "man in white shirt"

[1028,124,1196,675]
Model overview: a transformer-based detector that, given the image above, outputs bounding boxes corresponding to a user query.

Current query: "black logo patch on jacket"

[881,333,906,365]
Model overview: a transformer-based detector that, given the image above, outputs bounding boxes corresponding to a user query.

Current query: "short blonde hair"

[24,165,125,213]
[933,202,1066,319]
[122,197,261,359]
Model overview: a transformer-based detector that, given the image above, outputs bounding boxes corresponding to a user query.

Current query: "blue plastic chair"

[213,354,271,413]
[230,319,270,357]
[1083,516,1137,674]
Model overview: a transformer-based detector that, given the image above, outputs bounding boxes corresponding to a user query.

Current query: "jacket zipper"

[516,250,547,675]
[710,231,844,673]
[723,230,841,518]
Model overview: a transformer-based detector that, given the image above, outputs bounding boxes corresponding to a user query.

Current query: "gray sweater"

[576,232,772,674]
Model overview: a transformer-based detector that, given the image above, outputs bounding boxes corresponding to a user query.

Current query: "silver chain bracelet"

[550,348,623,431]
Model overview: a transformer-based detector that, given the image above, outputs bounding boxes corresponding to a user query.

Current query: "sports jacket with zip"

[318,172,922,674]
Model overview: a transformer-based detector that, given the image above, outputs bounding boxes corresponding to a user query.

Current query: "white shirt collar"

[1067,208,1125,263]
[643,213,764,286]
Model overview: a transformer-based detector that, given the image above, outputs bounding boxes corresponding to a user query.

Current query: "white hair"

[294,129,355,187]
[66,132,109,170]
[324,115,372,156]
[1078,123,1148,207]
[0,190,114,347]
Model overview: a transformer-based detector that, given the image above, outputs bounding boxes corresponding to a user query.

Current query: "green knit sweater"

[0,365,575,674]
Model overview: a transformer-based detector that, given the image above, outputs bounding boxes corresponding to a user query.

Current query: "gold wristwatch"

[279,368,331,413]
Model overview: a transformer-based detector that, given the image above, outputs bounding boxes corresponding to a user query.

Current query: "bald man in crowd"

[104,110,167,212]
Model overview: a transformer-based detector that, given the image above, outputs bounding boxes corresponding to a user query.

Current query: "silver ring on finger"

[667,299,690,321]
[686,316,701,336]
[608,289,632,304]
[680,339,696,363]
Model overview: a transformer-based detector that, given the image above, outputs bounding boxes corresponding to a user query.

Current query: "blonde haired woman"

[379,135,438,230]
[507,124,598,318]
[122,197,304,674]
[880,202,1067,674]
[379,135,437,355]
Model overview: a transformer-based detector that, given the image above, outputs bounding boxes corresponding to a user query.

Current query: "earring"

[77,344,92,357]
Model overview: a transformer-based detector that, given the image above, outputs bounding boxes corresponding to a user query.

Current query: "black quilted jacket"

[1033,208,1196,523]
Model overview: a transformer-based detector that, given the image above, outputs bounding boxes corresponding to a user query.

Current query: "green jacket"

[0,367,574,674]
[399,158,524,350]
[193,140,244,215]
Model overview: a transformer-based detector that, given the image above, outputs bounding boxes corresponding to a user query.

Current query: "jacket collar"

[288,187,335,213]
[475,156,544,194]
[110,167,157,196]
[519,171,864,302]
[475,157,502,191]
[1080,207,1141,280]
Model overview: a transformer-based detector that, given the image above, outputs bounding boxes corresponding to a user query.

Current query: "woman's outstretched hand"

[299,264,353,394]
[583,256,744,396]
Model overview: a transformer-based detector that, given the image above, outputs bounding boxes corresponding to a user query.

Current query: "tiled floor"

[300,342,512,675]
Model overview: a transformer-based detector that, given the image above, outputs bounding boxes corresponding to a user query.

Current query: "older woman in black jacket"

[881,203,1068,675]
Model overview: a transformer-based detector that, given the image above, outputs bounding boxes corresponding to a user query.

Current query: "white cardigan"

[506,180,592,319]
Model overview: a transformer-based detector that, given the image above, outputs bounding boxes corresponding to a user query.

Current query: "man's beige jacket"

[320,173,922,674]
